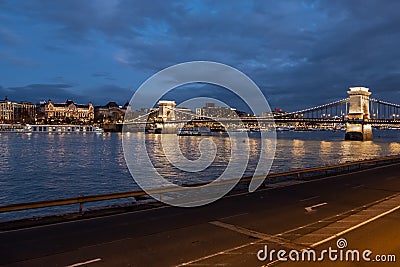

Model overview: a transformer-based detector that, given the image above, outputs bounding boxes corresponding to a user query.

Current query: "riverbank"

[1,155,400,231]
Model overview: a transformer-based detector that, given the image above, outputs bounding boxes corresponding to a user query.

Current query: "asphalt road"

[276,209,400,267]
[1,163,400,267]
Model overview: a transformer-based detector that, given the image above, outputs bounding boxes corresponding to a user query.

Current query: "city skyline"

[1,1,400,111]
[0,96,259,115]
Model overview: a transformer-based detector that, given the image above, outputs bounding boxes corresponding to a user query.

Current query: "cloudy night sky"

[1,0,400,112]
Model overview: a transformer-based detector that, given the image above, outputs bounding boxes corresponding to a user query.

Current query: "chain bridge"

[123,87,400,140]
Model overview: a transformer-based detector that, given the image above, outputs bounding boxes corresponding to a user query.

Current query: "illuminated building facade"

[196,103,237,118]
[0,97,13,122]
[94,102,126,123]
[0,97,36,123]
[43,99,94,124]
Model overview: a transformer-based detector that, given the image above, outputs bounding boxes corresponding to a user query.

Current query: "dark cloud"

[7,83,73,90]
[92,72,116,81]
[92,72,110,77]
[0,51,35,67]
[1,1,400,110]
[86,84,133,106]
[161,84,253,112]
[1,83,79,103]
[0,27,22,46]
[0,83,131,106]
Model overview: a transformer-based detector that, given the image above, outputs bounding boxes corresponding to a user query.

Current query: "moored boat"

[0,124,102,133]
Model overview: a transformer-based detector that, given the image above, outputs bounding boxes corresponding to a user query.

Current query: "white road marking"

[267,200,400,266]
[352,184,364,189]
[177,193,400,266]
[219,212,249,220]
[175,241,262,266]
[300,195,320,202]
[276,209,360,236]
[305,202,328,212]
[209,221,303,250]
[311,203,400,248]
[65,258,102,267]
[264,259,283,266]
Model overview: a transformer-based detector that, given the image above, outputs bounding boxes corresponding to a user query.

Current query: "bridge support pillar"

[345,123,372,141]
[345,87,372,141]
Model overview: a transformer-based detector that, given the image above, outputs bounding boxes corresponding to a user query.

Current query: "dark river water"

[1,130,400,221]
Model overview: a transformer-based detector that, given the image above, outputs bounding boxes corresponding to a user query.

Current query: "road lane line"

[219,212,249,220]
[175,241,262,266]
[66,258,102,267]
[352,184,364,189]
[178,193,400,267]
[299,195,319,202]
[266,203,400,266]
[264,259,283,266]
[276,213,351,236]
[311,204,400,248]
[209,221,304,250]
[304,202,328,212]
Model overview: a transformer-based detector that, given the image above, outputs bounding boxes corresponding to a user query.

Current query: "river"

[1,130,400,221]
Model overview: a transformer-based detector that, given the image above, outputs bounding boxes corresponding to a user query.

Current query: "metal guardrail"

[1,155,400,215]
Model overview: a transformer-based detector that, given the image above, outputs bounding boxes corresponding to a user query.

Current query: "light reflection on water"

[1,130,400,220]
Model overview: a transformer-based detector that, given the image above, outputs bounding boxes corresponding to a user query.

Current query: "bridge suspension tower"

[345,87,373,141]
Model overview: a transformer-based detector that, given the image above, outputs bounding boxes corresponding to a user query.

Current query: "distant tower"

[157,100,176,121]
[345,87,373,141]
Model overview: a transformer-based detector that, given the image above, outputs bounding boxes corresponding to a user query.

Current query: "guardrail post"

[297,173,300,180]
[79,195,84,215]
